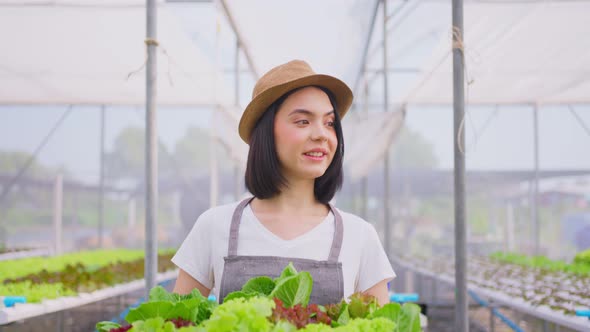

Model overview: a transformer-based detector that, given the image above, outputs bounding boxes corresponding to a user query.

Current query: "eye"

[296,120,309,125]
[326,121,335,127]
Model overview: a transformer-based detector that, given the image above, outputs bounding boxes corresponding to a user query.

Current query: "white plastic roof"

[3,0,588,107]
[223,0,378,89]
[224,0,590,107]
[0,0,232,106]
[373,0,590,105]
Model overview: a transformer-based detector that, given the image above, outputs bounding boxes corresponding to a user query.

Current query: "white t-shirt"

[171,200,396,301]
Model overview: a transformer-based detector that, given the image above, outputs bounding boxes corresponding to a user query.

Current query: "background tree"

[390,126,438,170]
[104,127,175,185]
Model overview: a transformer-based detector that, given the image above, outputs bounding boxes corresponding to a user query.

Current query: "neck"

[253,178,327,216]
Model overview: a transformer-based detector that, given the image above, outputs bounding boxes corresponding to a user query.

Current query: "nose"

[311,121,329,142]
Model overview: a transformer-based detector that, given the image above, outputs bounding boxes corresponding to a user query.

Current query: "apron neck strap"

[327,204,344,263]
[227,197,344,263]
[228,197,255,257]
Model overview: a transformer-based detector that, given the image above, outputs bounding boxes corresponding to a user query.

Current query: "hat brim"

[239,74,353,144]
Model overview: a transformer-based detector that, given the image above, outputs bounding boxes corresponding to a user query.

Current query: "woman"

[171,60,395,305]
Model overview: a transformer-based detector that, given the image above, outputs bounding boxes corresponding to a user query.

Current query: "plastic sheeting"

[223,0,379,89]
[211,105,248,168]
[343,109,405,180]
[379,0,590,105]
[0,0,232,106]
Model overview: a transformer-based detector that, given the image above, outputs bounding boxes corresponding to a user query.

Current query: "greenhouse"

[1,0,589,331]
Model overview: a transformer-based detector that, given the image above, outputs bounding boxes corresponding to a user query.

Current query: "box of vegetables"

[96,263,422,332]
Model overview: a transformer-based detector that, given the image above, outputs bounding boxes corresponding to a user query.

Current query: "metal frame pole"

[568,105,590,137]
[53,174,63,255]
[382,0,391,257]
[506,202,515,252]
[219,0,259,79]
[145,0,158,296]
[99,105,105,249]
[361,75,369,221]
[127,197,137,248]
[452,0,468,330]
[489,300,496,332]
[361,171,368,220]
[234,39,241,200]
[532,103,540,256]
[353,0,381,95]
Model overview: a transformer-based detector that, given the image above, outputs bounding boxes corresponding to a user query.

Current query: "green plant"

[96,264,423,332]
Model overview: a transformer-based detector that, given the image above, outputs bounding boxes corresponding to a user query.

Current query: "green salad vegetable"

[96,263,422,332]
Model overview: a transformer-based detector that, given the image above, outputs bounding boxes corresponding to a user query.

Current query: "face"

[273,86,338,182]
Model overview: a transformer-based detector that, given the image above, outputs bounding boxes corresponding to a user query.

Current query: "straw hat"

[238,60,353,144]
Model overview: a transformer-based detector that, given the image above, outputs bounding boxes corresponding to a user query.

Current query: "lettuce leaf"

[344,317,396,331]
[126,287,216,325]
[242,276,276,296]
[126,302,191,323]
[96,321,121,332]
[274,263,298,283]
[149,287,206,304]
[270,271,313,308]
[298,323,333,332]
[270,321,298,332]
[300,317,396,331]
[347,293,378,319]
[202,297,275,332]
[335,303,350,326]
[223,290,259,303]
[222,263,313,309]
[399,303,421,332]
[128,317,176,332]
[368,302,421,332]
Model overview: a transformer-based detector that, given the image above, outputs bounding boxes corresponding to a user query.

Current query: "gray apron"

[218,197,344,305]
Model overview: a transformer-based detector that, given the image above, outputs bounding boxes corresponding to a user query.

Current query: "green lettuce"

[399,303,421,332]
[269,270,313,308]
[224,263,313,309]
[201,297,275,332]
[127,317,204,332]
[223,290,260,302]
[347,293,378,319]
[300,317,395,331]
[242,276,276,295]
[270,321,298,332]
[275,263,298,281]
[125,302,191,323]
[96,264,423,332]
[121,286,215,325]
[369,302,421,332]
[96,321,121,332]
[335,303,350,326]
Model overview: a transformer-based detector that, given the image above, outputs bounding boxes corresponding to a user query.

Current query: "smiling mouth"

[303,151,326,158]
[303,152,327,161]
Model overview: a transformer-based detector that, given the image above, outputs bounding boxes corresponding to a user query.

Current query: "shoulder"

[201,200,242,218]
[193,200,243,230]
[332,207,376,237]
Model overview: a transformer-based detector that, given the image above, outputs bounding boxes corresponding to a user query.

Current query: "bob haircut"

[244,86,344,204]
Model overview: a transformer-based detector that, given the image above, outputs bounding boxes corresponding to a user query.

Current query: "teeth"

[305,152,324,157]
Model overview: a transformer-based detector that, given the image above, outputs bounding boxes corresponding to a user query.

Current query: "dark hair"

[244,86,344,204]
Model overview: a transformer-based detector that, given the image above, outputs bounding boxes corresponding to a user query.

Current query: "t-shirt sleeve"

[357,223,396,292]
[171,208,215,289]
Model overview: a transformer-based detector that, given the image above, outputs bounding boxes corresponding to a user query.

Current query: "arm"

[363,279,390,306]
[172,268,211,297]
